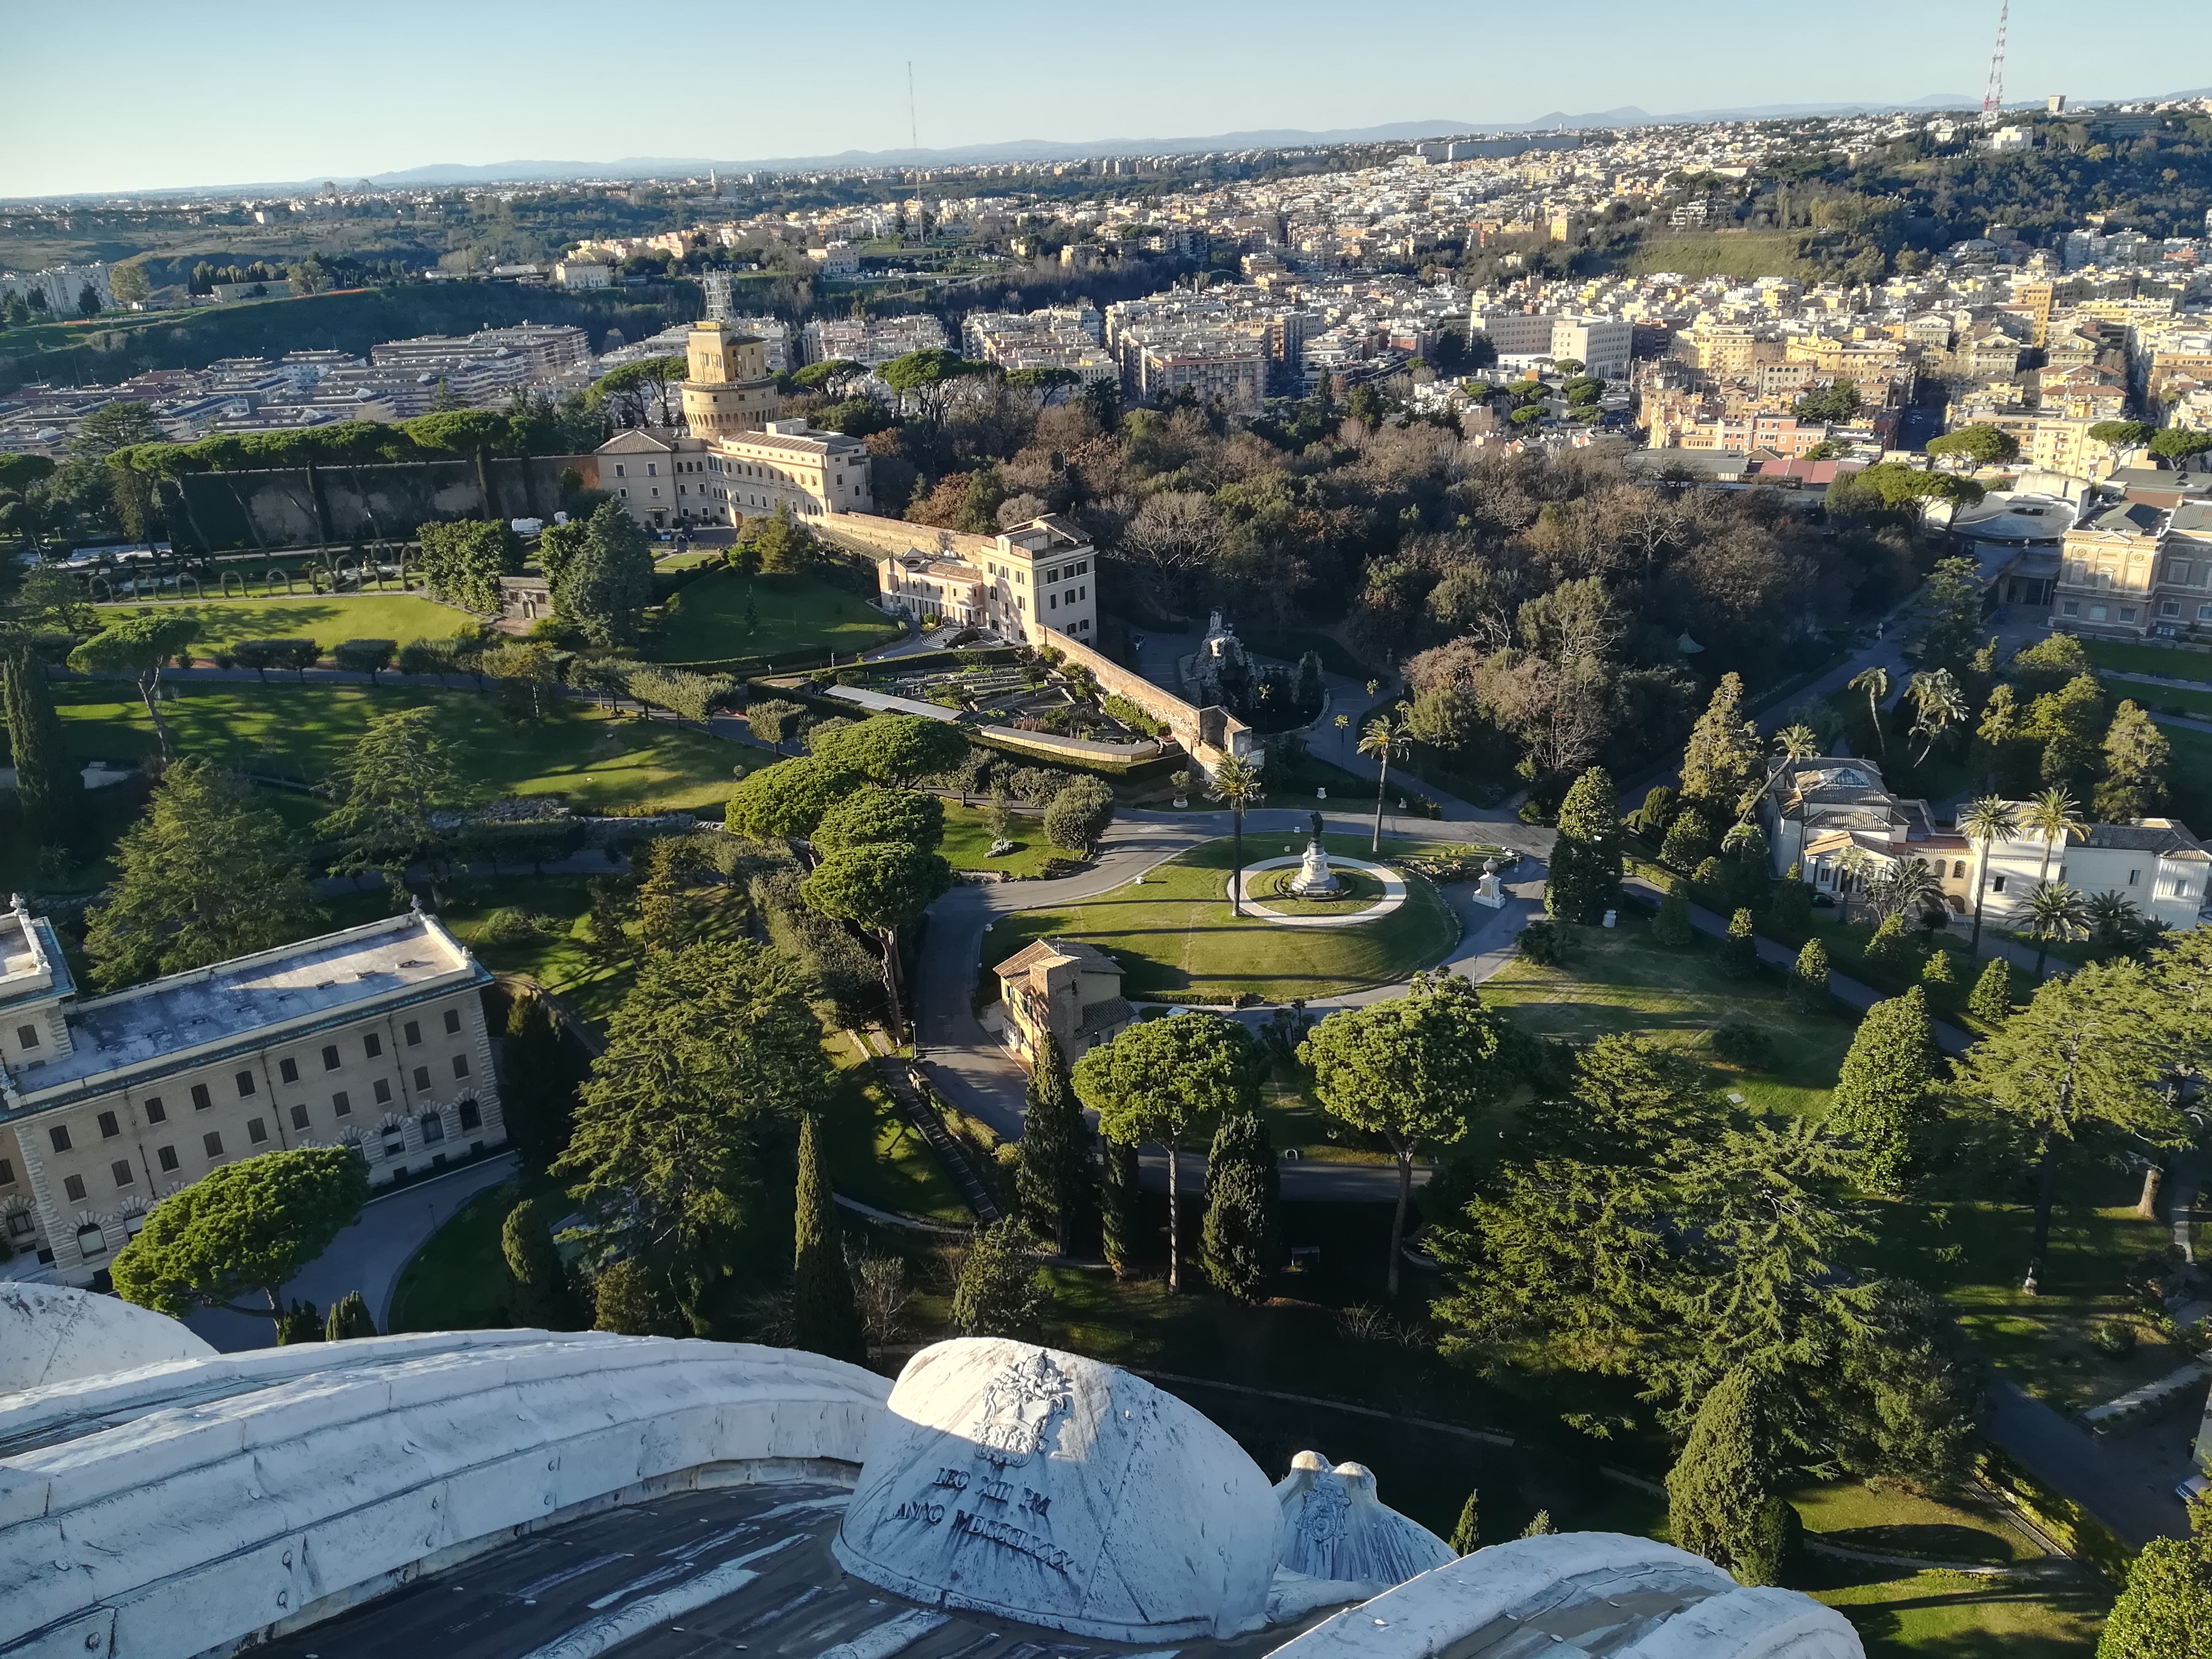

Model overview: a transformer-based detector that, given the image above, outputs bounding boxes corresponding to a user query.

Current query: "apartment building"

[2055,498,2212,639]
[826,513,1099,646]
[371,325,590,379]
[1550,316,1633,379]
[0,903,503,1287]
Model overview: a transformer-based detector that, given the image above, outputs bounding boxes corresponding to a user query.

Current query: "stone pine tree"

[1968,956,2013,1026]
[792,1112,866,1363]
[2097,1493,2212,1659]
[502,1197,580,1330]
[1100,1134,1144,1279]
[1665,1368,1794,1587]
[2,646,85,851]
[325,1291,377,1340]
[1826,987,1935,1196]
[1201,1110,1279,1302]
[1449,1489,1481,1555]
[1014,1035,1094,1254]
[1546,765,1622,924]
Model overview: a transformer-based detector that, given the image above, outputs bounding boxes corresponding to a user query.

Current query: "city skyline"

[3,0,2191,200]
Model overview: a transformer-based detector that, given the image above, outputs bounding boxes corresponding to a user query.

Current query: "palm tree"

[2024,880,2088,978]
[1870,857,1946,926]
[2021,787,2088,889]
[1836,845,1881,925]
[1206,754,1266,917]
[1358,703,1417,854]
[2083,890,2146,958]
[1907,668,1967,764]
[1848,666,1891,757]
[1773,723,1821,760]
[1957,795,2023,949]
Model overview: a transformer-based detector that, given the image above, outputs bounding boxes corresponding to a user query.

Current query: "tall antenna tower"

[1981,0,2009,120]
[906,61,925,246]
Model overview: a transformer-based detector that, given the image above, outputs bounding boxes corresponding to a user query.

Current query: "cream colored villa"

[0,901,503,1284]
[816,511,1099,645]
[993,937,1133,1067]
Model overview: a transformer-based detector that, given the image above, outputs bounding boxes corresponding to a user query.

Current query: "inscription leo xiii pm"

[890,1350,1076,1573]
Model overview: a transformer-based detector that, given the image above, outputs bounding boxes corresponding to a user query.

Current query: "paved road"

[183,1152,516,1352]
[1988,1382,2196,1549]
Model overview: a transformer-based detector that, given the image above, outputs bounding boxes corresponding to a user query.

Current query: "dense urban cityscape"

[5,9,2212,1659]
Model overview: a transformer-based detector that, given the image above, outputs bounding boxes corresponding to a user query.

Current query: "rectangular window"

[363,1032,382,1059]
[235,1070,256,1097]
[373,1079,392,1104]
[48,1125,70,1153]
[1992,875,2007,894]
[203,1132,224,1158]
[191,1083,212,1110]
[322,1045,341,1070]
[2061,600,2079,616]
[2129,868,2141,885]
[63,1175,85,1202]
[144,1096,165,1123]
[459,1099,482,1130]
[247,1118,268,1144]
[2088,604,2109,621]
[615,464,625,477]
[280,1057,299,1084]
[2162,601,2182,618]
[111,1160,134,1188]
[332,1090,351,1116]
[290,1103,310,1131]
[0,1158,12,1185]
[15,1023,36,1050]
[445,1008,462,1035]
[2119,607,2138,622]
[452,1054,470,1079]
[98,1110,120,1139]
[413,1065,431,1091]
[404,1020,421,1046]
[157,1146,178,1173]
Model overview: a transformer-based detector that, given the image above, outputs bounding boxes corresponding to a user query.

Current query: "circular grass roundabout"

[1234,856,1406,925]
[980,832,1459,1004]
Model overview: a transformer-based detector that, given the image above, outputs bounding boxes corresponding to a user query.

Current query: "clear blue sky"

[1,0,2175,199]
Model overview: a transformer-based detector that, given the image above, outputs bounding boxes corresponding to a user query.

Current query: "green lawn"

[981,832,1459,1003]
[822,1032,972,1224]
[646,571,901,663]
[1479,909,1859,1118]
[95,594,476,655]
[1248,865,1389,914]
[389,1171,558,1332]
[1804,1560,2106,1657]
[52,681,745,813]
[2080,637,2212,684]
[939,801,1065,879]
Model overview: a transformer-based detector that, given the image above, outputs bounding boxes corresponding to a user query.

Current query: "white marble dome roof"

[1274,1452,1457,1588]
[0,1281,214,1395]
[833,1337,1282,1642]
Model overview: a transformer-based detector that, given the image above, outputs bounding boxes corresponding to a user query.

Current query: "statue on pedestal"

[1288,809,1341,897]
[1473,856,1507,909]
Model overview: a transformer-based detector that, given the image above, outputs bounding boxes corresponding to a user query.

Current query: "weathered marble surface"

[1272,1453,1456,1589]
[834,1338,1282,1643]
[0,1284,213,1396]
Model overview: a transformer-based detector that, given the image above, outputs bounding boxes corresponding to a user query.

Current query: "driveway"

[182,1152,516,1353]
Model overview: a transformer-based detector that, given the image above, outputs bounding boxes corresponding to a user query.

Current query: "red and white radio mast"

[1981,1,2009,120]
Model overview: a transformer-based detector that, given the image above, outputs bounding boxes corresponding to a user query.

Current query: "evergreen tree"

[592,1258,685,1336]
[315,706,475,903]
[951,1217,1050,1337]
[1680,674,1763,819]
[1769,864,1813,935]
[276,1300,324,1344]
[1665,1369,1793,1586]
[1519,1511,1555,1539]
[1201,1111,1278,1302]
[1968,956,2012,1026]
[1659,807,1714,871]
[1101,1134,1144,1278]
[502,1197,580,1330]
[2097,1494,2212,1659]
[1724,908,1758,978]
[501,991,580,1176]
[1652,879,1695,947]
[792,1113,866,1363]
[1826,987,1934,1195]
[1014,1035,1094,1254]
[84,760,324,989]
[2094,701,2171,823]
[1629,784,1677,841]
[556,501,656,646]
[1921,949,1955,987]
[325,1289,377,1340]
[1546,765,1622,924]
[1448,1488,1481,1555]
[1863,913,1912,972]
[1792,939,1830,1009]
[2,646,85,851]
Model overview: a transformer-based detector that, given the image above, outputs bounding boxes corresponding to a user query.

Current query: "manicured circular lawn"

[981,833,1459,1003]
[1249,865,1387,913]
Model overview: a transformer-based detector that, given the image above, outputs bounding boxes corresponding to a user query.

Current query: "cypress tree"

[501,992,579,1176]
[1792,939,1830,1009]
[1665,1367,1793,1586]
[593,1258,685,1336]
[276,1299,323,1344]
[1546,765,1622,925]
[1201,1111,1278,1302]
[1101,1134,1143,1279]
[1652,879,1694,947]
[1724,908,1758,978]
[1968,955,2012,1026]
[1769,863,1813,935]
[1449,1488,1481,1555]
[1921,949,1955,987]
[1679,672,1762,818]
[502,1196,579,1330]
[1826,986,1934,1195]
[1519,1510,1555,1539]
[1660,807,1714,872]
[325,1289,377,1340]
[1863,914,1912,972]
[1014,1035,1094,1254]
[792,1112,866,1362]
[2,647,85,852]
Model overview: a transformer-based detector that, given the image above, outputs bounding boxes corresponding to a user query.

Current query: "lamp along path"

[1233,857,1408,928]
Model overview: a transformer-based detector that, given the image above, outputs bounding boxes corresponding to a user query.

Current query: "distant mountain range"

[30,88,2212,201]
